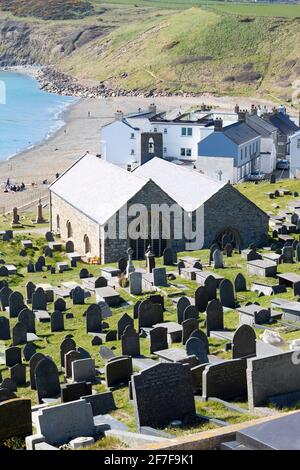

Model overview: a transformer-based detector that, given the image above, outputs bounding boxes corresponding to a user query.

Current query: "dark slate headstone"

[0,266,9,277]
[72,286,85,305]
[121,326,140,357]
[182,318,199,345]
[0,389,17,403]
[183,305,199,321]
[26,282,36,304]
[138,300,163,331]
[132,362,196,432]
[10,363,26,386]
[12,322,27,346]
[60,337,76,368]
[65,240,74,253]
[77,347,91,360]
[232,324,256,359]
[177,297,191,324]
[29,352,45,390]
[51,310,65,332]
[99,346,116,362]
[206,299,224,337]
[35,256,45,272]
[54,298,66,312]
[86,304,102,334]
[81,391,116,416]
[65,350,82,378]
[163,247,176,266]
[186,337,208,364]
[202,358,247,401]
[270,173,276,184]
[32,287,47,311]
[23,343,36,361]
[0,286,12,311]
[282,246,294,263]
[149,294,165,310]
[234,273,247,292]
[95,277,107,288]
[79,268,89,279]
[117,313,134,340]
[91,336,102,346]
[177,260,185,274]
[5,346,21,367]
[0,399,32,442]
[1,378,17,392]
[204,275,217,301]
[44,246,53,258]
[45,231,54,242]
[133,300,141,319]
[27,262,35,274]
[18,308,36,333]
[71,259,77,268]
[195,286,209,313]
[0,316,10,340]
[118,257,127,274]
[296,243,300,262]
[150,326,168,354]
[61,381,92,403]
[35,358,60,404]
[189,329,209,353]
[105,356,133,388]
[219,279,235,308]
[209,243,220,264]
[9,291,25,318]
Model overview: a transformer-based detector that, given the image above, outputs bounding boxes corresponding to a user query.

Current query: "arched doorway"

[84,234,91,254]
[214,227,241,250]
[66,220,73,238]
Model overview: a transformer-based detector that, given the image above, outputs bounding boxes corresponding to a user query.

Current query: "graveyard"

[1,179,300,450]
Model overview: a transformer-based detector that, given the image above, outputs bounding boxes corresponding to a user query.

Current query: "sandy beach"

[0,91,287,213]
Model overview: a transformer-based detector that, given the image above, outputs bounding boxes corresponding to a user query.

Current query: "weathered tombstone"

[1,378,17,392]
[204,275,217,301]
[270,173,276,184]
[71,358,96,383]
[32,287,47,311]
[132,363,196,431]
[282,245,294,263]
[10,363,26,386]
[206,299,224,337]
[145,247,155,273]
[296,243,300,262]
[177,296,191,324]
[0,389,17,403]
[0,399,32,442]
[121,326,140,357]
[163,247,176,266]
[202,358,247,401]
[86,304,102,334]
[189,329,209,353]
[54,298,66,312]
[213,249,224,269]
[51,310,65,332]
[29,353,45,389]
[12,207,19,225]
[18,308,36,333]
[126,247,135,277]
[35,256,45,272]
[0,286,12,311]
[95,276,107,288]
[45,231,54,242]
[195,286,209,312]
[5,346,21,367]
[0,316,10,340]
[71,258,77,268]
[234,273,247,292]
[105,356,133,388]
[99,346,115,362]
[219,279,235,308]
[117,313,134,340]
[27,262,35,273]
[9,291,25,318]
[44,246,53,258]
[60,337,76,368]
[23,343,36,361]
[150,326,168,354]
[72,286,85,305]
[98,301,112,319]
[129,271,142,295]
[182,318,199,345]
[152,267,167,287]
[35,358,60,403]
[177,260,185,275]
[232,324,256,359]
[12,322,27,346]
[81,391,116,416]
[65,350,82,378]
[79,268,89,279]
[26,282,36,304]
[186,337,208,364]
[66,240,74,253]
[138,300,163,330]
[118,257,127,274]
[209,243,219,264]
[183,305,199,321]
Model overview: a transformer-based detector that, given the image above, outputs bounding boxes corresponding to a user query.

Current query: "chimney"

[214,117,223,132]
[238,109,247,122]
[234,104,240,114]
[251,104,257,115]
[148,103,157,115]
[115,110,124,121]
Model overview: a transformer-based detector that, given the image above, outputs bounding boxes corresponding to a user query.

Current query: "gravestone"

[129,272,142,295]
[9,291,25,318]
[150,327,168,354]
[118,257,127,274]
[182,318,199,345]
[209,243,220,264]
[23,343,36,361]
[35,358,60,404]
[95,277,107,288]
[86,304,102,334]
[32,288,47,311]
[0,399,32,442]
[27,262,35,273]
[163,247,176,266]
[183,305,199,321]
[145,247,155,273]
[1,378,17,392]
[189,329,209,353]
[206,299,224,337]
[18,308,36,333]
[138,301,163,331]
[54,298,66,312]
[0,316,10,340]
[204,275,217,301]
[44,246,53,258]
[0,266,9,276]
[232,324,256,359]
[65,350,82,378]
[71,358,96,383]
[121,326,140,357]
[51,310,65,332]
[270,173,276,184]
[152,267,167,287]
[79,268,89,279]
[99,346,115,362]
[132,363,196,432]
[177,297,191,324]
[60,338,76,368]
[0,286,12,311]
[72,286,85,305]
[98,301,112,319]
[234,273,247,292]
[10,363,26,386]
[282,246,294,263]
[296,243,300,262]
[219,279,235,308]
[224,243,233,257]
[0,389,16,403]
[186,337,208,364]
[5,347,21,367]
[213,249,224,269]
[81,391,116,416]
[202,358,247,401]
[29,353,45,389]
[12,322,27,346]
[195,286,209,312]
[105,356,133,388]
[45,231,54,242]
[66,240,74,253]
[117,313,134,340]
[26,282,36,304]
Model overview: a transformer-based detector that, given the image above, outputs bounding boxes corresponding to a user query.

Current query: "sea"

[0,71,77,161]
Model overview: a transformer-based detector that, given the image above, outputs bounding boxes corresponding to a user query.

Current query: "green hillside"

[0,0,94,20]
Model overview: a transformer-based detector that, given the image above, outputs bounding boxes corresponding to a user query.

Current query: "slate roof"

[222,121,260,145]
[246,114,277,137]
[269,112,299,135]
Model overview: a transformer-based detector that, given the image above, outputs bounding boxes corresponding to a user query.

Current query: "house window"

[164,128,168,134]
[186,148,192,157]
[187,128,192,136]
[130,133,135,139]
[181,128,187,136]
[153,128,158,133]
[180,148,186,156]
[181,127,193,136]
[245,147,248,158]
[180,148,192,157]
[148,137,155,154]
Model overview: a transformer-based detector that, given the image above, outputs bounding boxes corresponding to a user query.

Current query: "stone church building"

[49,153,269,263]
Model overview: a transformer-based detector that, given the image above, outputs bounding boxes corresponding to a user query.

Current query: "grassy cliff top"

[0,0,94,20]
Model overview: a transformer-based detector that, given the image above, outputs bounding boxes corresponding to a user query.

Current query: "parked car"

[276,159,290,170]
[247,170,265,181]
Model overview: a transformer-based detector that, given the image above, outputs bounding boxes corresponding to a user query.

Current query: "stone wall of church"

[50,192,101,257]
